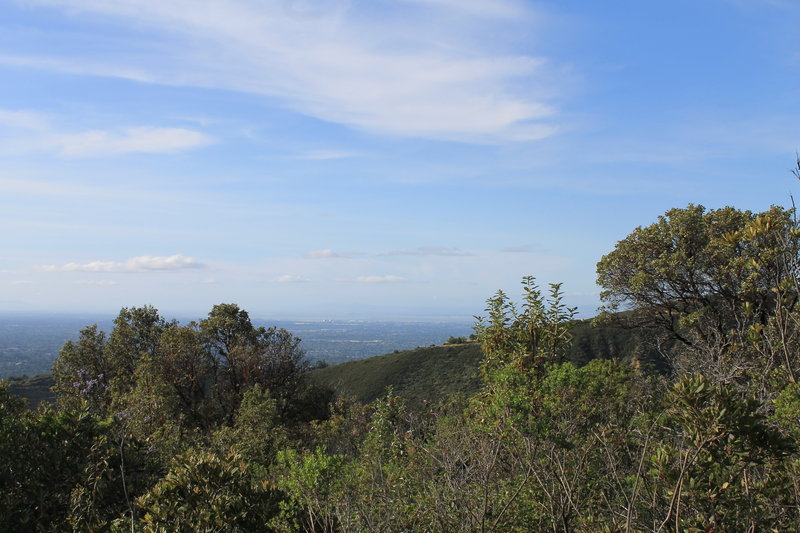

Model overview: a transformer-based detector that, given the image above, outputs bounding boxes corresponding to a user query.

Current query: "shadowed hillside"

[6,374,55,407]
[311,318,670,405]
[311,342,484,406]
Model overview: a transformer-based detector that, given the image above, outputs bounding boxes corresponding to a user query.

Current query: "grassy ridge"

[311,342,484,406]
[311,318,668,405]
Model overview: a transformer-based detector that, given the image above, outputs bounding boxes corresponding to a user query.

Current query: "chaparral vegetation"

[5,191,800,532]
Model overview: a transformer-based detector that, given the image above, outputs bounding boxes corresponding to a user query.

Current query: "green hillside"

[6,374,55,407]
[311,342,484,406]
[311,318,668,405]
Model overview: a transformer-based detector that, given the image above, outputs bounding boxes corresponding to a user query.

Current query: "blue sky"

[1,0,798,319]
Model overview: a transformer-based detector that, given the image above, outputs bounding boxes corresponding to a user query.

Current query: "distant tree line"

[443,334,477,345]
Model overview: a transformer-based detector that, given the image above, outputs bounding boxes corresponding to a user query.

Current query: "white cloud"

[0,108,213,157]
[400,0,525,17]
[73,280,119,286]
[271,274,310,283]
[0,54,156,84]
[356,275,409,283]
[49,127,213,157]
[42,254,204,273]
[9,280,33,285]
[383,246,472,257]
[15,0,560,142]
[306,248,367,259]
[309,247,470,259]
[0,109,49,131]
[307,249,340,259]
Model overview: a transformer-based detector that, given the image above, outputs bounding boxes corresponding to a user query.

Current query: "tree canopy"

[597,203,800,384]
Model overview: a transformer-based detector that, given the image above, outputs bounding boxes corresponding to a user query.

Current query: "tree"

[51,303,325,435]
[52,306,173,417]
[596,204,800,385]
[154,324,217,432]
[644,374,795,531]
[52,324,110,414]
[473,276,576,419]
[135,449,283,532]
[0,405,102,531]
[199,303,314,424]
[213,385,290,470]
[46,302,338,530]
[0,380,26,419]
[105,305,172,399]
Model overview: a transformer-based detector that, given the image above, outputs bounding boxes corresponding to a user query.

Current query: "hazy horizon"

[0,307,478,324]
[0,311,477,377]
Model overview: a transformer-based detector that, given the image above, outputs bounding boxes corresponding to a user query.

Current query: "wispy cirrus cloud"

[41,254,204,273]
[306,249,366,259]
[271,274,310,283]
[49,127,213,157]
[0,109,49,131]
[0,108,213,157]
[13,0,561,142]
[306,249,340,259]
[382,246,472,257]
[0,54,156,84]
[308,246,471,259]
[356,275,408,284]
[501,245,537,253]
[400,0,525,17]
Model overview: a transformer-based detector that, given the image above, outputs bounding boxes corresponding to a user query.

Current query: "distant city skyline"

[1,0,799,319]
